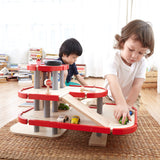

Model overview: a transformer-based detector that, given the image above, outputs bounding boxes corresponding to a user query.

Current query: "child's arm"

[75,74,88,86]
[126,78,144,107]
[63,70,68,86]
[105,74,131,124]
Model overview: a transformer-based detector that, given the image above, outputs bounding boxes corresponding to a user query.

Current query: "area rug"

[0,105,159,160]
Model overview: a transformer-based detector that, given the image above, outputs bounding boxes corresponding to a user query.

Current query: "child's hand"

[114,104,132,125]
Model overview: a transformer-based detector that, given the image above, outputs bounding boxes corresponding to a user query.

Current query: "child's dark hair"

[59,38,83,57]
[114,19,154,58]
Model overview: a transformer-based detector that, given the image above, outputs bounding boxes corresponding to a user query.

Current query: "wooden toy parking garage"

[10,61,137,146]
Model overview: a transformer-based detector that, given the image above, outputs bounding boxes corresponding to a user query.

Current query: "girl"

[104,19,154,124]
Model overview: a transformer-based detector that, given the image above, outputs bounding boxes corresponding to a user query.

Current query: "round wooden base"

[10,122,67,138]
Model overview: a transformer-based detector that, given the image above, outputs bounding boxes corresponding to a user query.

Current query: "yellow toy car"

[71,115,80,124]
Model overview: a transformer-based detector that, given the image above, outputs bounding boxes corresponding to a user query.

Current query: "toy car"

[71,115,80,124]
[57,115,69,123]
[119,110,133,125]
[58,103,70,110]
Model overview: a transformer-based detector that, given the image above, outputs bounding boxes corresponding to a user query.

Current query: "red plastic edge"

[18,91,28,99]
[37,64,69,72]
[29,119,111,134]
[69,86,108,98]
[18,107,110,134]
[38,65,63,71]
[87,87,108,98]
[18,107,34,124]
[28,94,59,101]
[112,107,137,135]
[27,64,69,72]
[18,105,137,135]
[18,86,59,101]
[18,85,108,100]
[87,91,107,98]
[18,86,33,98]
[69,92,85,98]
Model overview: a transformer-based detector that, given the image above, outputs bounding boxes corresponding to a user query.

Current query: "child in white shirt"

[104,19,154,124]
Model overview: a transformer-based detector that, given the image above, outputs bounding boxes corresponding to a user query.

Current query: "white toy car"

[57,115,69,123]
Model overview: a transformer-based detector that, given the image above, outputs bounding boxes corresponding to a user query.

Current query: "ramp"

[61,94,109,127]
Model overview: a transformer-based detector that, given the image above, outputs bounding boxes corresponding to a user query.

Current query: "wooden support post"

[89,132,107,147]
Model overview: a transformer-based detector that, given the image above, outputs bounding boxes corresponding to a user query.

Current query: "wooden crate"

[142,71,157,88]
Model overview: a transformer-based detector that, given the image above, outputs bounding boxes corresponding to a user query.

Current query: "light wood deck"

[0,78,160,129]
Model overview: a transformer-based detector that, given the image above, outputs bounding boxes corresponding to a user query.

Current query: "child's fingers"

[114,111,121,121]
[128,113,132,121]
[117,113,122,121]
[122,113,127,124]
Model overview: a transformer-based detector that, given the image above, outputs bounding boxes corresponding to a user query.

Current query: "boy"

[58,38,88,86]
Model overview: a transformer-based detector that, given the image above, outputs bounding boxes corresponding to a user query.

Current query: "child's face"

[62,53,79,65]
[120,37,149,66]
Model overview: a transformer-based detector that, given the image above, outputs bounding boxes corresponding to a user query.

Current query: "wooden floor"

[140,88,160,125]
[0,77,160,129]
[0,80,32,128]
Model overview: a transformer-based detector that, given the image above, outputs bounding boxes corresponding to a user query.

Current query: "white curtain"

[1,0,159,77]
[0,0,127,77]
[128,0,160,92]
[128,0,160,69]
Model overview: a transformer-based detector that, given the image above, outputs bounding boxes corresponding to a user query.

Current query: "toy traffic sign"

[44,79,52,94]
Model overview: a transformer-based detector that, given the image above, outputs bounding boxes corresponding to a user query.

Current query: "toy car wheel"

[66,116,69,121]
[57,115,69,123]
